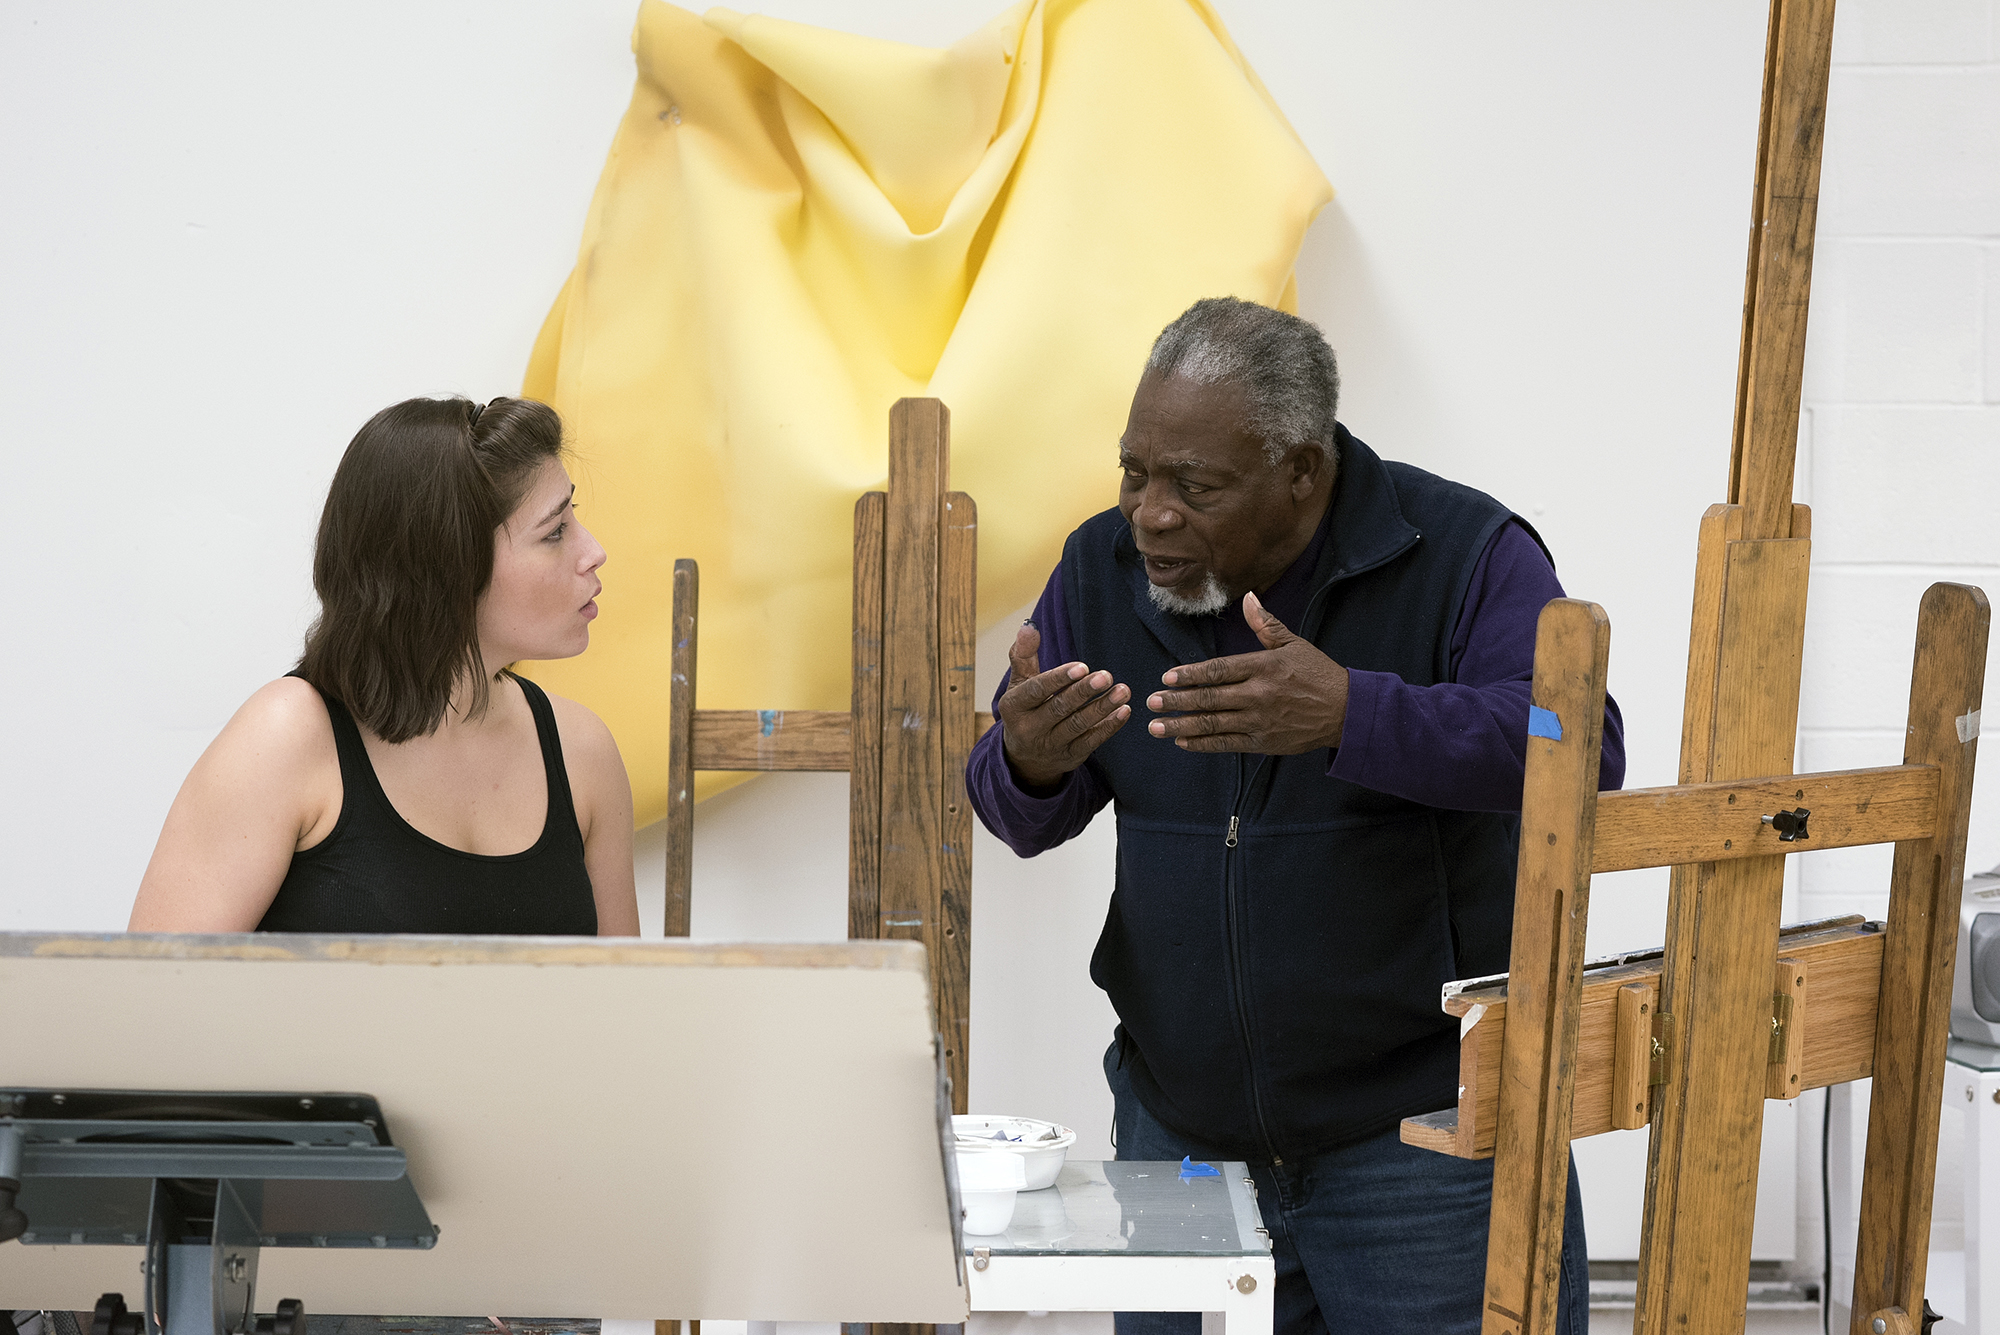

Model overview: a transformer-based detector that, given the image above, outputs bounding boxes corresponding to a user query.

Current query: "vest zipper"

[1222,756,1281,1162]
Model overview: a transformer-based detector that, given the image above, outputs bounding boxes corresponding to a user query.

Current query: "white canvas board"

[0,933,968,1323]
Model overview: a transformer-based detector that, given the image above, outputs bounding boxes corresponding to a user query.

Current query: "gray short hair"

[1144,297,1340,467]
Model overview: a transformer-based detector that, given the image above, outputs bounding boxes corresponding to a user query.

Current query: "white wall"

[4,0,1992,1306]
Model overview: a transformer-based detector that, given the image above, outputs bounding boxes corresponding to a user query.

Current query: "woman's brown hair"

[297,396,565,743]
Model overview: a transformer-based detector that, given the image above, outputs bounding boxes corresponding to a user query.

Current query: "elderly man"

[965,297,1623,1334]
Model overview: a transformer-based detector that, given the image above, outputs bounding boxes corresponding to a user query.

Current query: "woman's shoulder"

[210,677,340,773]
[539,688,622,767]
[238,675,333,733]
[534,687,632,836]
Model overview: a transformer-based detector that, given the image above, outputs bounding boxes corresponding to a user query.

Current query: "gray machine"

[0,1088,435,1335]
[1953,866,2000,1046]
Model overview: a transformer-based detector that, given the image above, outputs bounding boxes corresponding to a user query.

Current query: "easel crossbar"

[683,709,994,773]
[1592,765,1938,873]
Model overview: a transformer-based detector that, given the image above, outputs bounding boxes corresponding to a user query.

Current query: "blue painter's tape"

[1179,1156,1221,1179]
[1528,706,1563,741]
[758,709,779,737]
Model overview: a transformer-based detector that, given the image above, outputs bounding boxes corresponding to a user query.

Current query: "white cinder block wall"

[1798,0,2000,1327]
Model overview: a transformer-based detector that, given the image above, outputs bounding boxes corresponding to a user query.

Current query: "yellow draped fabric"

[521,0,1330,825]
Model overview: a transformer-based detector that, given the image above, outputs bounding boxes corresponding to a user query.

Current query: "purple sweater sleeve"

[965,566,1117,857]
[968,521,1627,848]
[1330,521,1626,812]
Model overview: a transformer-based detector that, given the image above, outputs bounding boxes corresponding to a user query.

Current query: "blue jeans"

[1106,1042,1588,1335]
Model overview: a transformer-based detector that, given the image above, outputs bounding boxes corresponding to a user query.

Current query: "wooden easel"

[1400,1,1993,1332]
[661,397,986,1119]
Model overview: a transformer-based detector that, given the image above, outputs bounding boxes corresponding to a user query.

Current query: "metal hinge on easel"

[1769,992,1793,1063]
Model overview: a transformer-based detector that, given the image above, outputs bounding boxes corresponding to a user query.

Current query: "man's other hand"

[997,624,1132,789]
[1146,592,1350,754]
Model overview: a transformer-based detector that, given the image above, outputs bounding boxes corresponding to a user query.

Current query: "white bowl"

[953,1114,1076,1192]
[960,1187,1019,1235]
[956,1149,1026,1235]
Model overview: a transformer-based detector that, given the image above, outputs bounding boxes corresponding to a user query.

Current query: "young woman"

[130,396,640,936]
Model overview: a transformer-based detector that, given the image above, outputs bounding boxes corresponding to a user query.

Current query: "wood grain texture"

[1639,533,1812,1335]
[1851,583,1991,1331]
[937,490,978,1116]
[1726,0,1785,518]
[691,710,852,770]
[665,559,699,936]
[1401,1108,1462,1155]
[848,491,887,942]
[1591,765,1937,873]
[1768,958,1808,1100]
[685,706,978,770]
[1674,505,1746,786]
[1710,538,1812,781]
[1612,984,1656,1131]
[1729,0,1838,542]
[1401,919,1884,1159]
[1482,600,1611,1335]
[1636,504,1738,1330]
[877,398,952,1107]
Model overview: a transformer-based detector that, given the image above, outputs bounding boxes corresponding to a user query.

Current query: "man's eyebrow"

[1117,448,1221,472]
[537,485,575,527]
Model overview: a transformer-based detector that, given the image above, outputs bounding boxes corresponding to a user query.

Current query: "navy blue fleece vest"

[1069,428,1523,1159]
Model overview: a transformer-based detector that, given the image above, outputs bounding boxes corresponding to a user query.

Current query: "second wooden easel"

[1397,2,1993,1333]
[662,397,983,1118]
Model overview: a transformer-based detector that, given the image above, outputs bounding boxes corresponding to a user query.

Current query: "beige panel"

[0,933,968,1323]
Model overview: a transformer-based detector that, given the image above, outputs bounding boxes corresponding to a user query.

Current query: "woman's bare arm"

[550,694,640,937]
[129,678,337,932]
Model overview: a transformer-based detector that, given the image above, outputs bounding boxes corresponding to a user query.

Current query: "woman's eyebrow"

[536,486,576,527]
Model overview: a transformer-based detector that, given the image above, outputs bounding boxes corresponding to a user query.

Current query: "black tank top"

[258,673,599,935]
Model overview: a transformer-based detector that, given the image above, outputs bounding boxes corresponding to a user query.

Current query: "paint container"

[956,1149,1027,1235]
[952,1115,1076,1191]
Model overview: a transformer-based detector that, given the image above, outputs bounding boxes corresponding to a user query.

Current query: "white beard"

[1147,572,1230,617]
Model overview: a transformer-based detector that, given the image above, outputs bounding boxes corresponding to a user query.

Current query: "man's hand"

[998,623,1132,789]
[1146,592,1349,754]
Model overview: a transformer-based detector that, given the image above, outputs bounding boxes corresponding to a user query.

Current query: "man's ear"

[1289,443,1325,499]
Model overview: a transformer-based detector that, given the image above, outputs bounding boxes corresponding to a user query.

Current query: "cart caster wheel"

[0,1177,26,1243]
[255,1298,305,1335]
[91,1293,144,1335]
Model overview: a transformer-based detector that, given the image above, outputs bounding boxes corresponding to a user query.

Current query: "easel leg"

[1636,533,1812,1333]
[848,491,886,941]
[1482,600,1610,1335]
[1852,583,1990,1331]
[664,560,698,937]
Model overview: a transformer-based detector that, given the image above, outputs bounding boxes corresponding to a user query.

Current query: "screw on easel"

[1762,807,1812,841]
